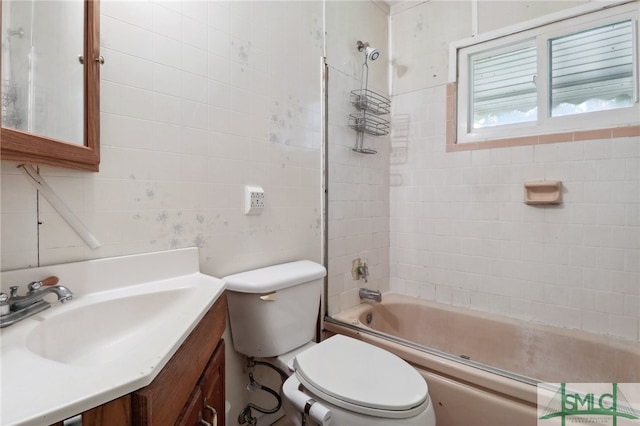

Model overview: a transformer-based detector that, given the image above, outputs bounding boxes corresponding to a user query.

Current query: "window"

[470,41,537,128]
[549,20,634,117]
[455,3,639,144]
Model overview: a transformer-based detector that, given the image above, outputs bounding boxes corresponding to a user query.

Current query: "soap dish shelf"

[524,181,563,205]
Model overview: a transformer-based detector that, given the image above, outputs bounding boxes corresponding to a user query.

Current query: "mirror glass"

[1,0,99,172]
[2,0,84,145]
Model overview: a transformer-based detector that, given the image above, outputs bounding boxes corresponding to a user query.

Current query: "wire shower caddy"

[348,42,390,154]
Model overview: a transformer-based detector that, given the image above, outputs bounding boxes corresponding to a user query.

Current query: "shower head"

[365,46,380,61]
[357,40,380,61]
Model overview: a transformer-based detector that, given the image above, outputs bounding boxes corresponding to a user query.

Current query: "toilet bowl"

[282,335,435,426]
[223,261,436,426]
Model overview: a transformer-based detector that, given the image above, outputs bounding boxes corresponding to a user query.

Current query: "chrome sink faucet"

[0,276,73,327]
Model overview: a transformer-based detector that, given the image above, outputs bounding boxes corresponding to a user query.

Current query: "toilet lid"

[293,335,428,414]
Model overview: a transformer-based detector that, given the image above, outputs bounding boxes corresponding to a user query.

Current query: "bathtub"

[324,293,640,426]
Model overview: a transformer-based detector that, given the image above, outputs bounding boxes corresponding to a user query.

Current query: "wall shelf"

[524,181,563,205]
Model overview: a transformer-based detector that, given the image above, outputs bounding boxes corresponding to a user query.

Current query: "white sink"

[26,286,195,366]
[0,248,225,426]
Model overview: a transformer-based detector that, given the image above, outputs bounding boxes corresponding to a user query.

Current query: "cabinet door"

[50,396,132,426]
[82,396,132,426]
[175,387,204,426]
[199,340,225,426]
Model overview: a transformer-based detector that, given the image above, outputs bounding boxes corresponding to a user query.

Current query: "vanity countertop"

[0,248,225,426]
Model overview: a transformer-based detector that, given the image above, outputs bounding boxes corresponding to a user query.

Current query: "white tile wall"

[389,1,640,341]
[325,0,390,314]
[2,1,324,276]
[1,0,326,418]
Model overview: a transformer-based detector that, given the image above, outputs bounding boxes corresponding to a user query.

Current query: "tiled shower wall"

[325,1,390,314]
[389,1,640,341]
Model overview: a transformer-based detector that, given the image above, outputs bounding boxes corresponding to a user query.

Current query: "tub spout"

[359,288,382,303]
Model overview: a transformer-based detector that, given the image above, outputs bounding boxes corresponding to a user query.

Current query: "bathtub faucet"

[353,259,369,283]
[359,288,382,303]
[356,264,369,283]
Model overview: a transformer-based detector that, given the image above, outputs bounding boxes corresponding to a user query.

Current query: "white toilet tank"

[223,261,326,358]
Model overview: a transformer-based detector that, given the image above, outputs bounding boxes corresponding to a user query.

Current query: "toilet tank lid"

[222,260,326,293]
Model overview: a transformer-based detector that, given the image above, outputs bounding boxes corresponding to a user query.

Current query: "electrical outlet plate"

[245,185,265,215]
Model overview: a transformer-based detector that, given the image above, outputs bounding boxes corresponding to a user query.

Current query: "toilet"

[224,260,436,426]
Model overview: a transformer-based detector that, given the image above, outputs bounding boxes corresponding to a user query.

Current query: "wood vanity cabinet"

[52,293,227,426]
[175,340,225,426]
[132,293,227,426]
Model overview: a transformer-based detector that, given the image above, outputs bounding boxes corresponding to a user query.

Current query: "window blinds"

[471,45,538,128]
[550,20,634,116]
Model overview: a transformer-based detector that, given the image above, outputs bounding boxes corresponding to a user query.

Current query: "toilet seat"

[292,335,429,419]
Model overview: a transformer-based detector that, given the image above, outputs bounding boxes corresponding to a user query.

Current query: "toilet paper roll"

[283,376,332,425]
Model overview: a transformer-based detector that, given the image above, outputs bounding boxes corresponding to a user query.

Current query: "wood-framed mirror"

[1,0,100,172]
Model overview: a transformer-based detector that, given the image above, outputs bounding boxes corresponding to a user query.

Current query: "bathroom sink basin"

[0,248,226,426]
[25,287,194,366]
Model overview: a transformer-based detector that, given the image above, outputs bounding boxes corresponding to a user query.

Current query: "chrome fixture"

[356,40,380,61]
[352,258,369,283]
[356,264,369,283]
[78,55,105,65]
[0,276,73,327]
[238,357,289,426]
[359,288,382,303]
